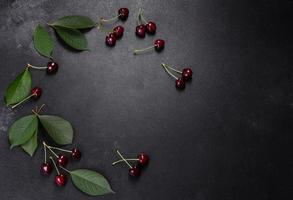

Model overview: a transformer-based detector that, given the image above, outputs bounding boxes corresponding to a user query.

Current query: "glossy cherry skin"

[137,153,149,166]
[55,174,67,186]
[71,148,81,160]
[146,21,156,34]
[129,165,141,177]
[136,25,146,38]
[47,62,59,74]
[40,162,53,176]
[118,8,129,21]
[175,78,186,90]
[105,34,116,47]
[57,154,68,167]
[31,87,42,99]
[182,68,193,81]
[113,26,124,39]
[154,39,165,52]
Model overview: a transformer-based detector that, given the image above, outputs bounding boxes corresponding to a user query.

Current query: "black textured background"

[0,0,292,199]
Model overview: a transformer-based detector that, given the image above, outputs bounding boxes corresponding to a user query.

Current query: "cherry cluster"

[40,142,81,186]
[99,8,129,47]
[135,8,157,38]
[112,150,149,177]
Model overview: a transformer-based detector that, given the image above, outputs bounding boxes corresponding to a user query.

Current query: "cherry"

[57,154,68,167]
[31,87,42,99]
[137,153,149,166]
[182,68,193,81]
[55,174,67,186]
[105,33,116,47]
[40,162,53,176]
[175,78,186,90]
[129,165,141,177]
[154,39,165,52]
[145,21,156,34]
[71,148,81,160]
[46,61,58,74]
[113,26,124,39]
[118,8,129,21]
[136,25,146,38]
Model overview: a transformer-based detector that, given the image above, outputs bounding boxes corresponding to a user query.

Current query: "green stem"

[112,158,139,165]
[11,94,34,109]
[134,45,155,54]
[162,63,182,74]
[162,64,178,80]
[50,156,60,175]
[100,15,120,24]
[49,146,72,153]
[43,142,59,158]
[27,63,47,70]
[43,142,47,163]
[96,22,113,33]
[116,150,132,168]
[59,166,71,174]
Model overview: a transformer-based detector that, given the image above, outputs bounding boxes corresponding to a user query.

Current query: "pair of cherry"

[112,150,149,177]
[162,63,193,90]
[99,8,129,47]
[136,8,156,38]
[11,61,59,109]
[40,142,81,186]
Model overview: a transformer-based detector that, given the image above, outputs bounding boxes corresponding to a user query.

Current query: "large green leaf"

[70,169,114,196]
[4,68,32,106]
[9,115,38,149]
[51,15,96,29]
[33,25,54,58]
[38,115,73,145]
[54,26,88,50]
[21,127,38,156]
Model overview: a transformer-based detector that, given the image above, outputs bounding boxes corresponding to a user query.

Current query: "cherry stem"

[50,156,60,175]
[116,150,132,168]
[139,10,148,24]
[49,146,72,153]
[137,8,143,25]
[43,141,59,158]
[112,158,139,166]
[37,104,45,113]
[96,22,113,33]
[100,15,120,24]
[134,45,154,54]
[59,166,71,174]
[43,142,47,163]
[27,63,47,70]
[162,64,178,80]
[162,63,182,74]
[11,94,34,109]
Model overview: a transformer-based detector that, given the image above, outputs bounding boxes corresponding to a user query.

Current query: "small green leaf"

[51,15,96,29]
[4,68,32,106]
[38,115,73,145]
[53,26,88,50]
[9,115,38,149]
[70,169,114,196]
[34,25,54,58]
[21,127,38,156]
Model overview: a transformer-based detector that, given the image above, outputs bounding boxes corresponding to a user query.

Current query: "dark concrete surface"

[0,0,292,199]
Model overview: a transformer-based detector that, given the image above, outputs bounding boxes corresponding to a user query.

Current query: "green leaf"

[21,128,38,156]
[70,169,114,196]
[9,115,38,149]
[4,68,32,106]
[51,15,96,29]
[38,115,73,145]
[53,26,88,50]
[33,25,54,58]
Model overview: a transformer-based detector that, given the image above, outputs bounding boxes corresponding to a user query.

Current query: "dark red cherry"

[55,174,67,186]
[118,8,129,21]
[154,39,165,52]
[105,34,116,47]
[182,68,193,81]
[137,153,149,166]
[57,154,68,167]
[71,148,81,160]
[46,62,58,74]
[40,162,52,176]
[129,165,141,177]
[146,21,156,34]
[136,25,146,38]
[31,87,42,99]
[113,26,124,39]
[175,78,186,90]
